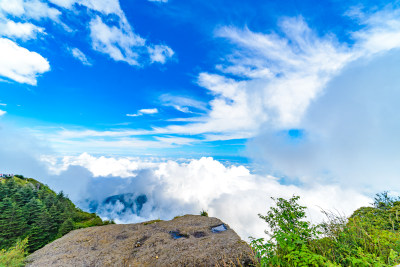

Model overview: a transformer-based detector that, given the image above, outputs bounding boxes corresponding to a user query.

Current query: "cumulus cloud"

[68,47,92,66]
[243,7,400,191]
[0,38,50,85]
[0,110,6,116]
[248,49,400,191]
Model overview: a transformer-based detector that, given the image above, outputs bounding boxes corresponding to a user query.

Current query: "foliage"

[250,196,325,266]
[0,238,28,267]
[200,209,208,217]
[0,175,113,253]
[251,194,400,266]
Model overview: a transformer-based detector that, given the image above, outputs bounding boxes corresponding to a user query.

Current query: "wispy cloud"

[148,0,168,3]
[126,108,159,117]
[0,20,44,41]
[0,0,61,21]
[89,15,145,66]
[19,5,400,157]
[68,47,92,66]
[148,44,174,64]
[0,110,6,116]
[0,0,175,86]
[160,94,208,113]
[147,7,400,139]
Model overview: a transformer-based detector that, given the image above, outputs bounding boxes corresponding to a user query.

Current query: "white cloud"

[352,7,400,55]
[0,110,6,116]
[42,152,158,177]
[160,94,208,113]
[0,38,50,85]
[134,7,400,141]
[0,0,174,68]
[89,15,174,66]
[89,16,145,66]
[37,154,370,240]
[139,108,158,114]
[127,108,158,117]
[69,47,92,66]
[48,0,123,15]
[248,49,400,191]
[0,20,44,40]
[148,44,174,64]
[49,0,174,66]
[20,7,400,152]
[189,17,352,133]
[148,0,168,3]
[0,0,60,21]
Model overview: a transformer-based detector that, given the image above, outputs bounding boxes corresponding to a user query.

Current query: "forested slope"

[0,175,112,253]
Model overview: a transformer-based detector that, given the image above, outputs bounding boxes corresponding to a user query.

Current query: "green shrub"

[250,196,325,266]
[251,194,400,266]
[200,210,208,217]
[0,238,28,267]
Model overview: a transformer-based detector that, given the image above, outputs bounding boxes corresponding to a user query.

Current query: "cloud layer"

[38,153,370,240]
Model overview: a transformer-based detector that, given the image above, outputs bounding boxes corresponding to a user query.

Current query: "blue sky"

[2,0,400,238]
[1,0,399,160]
[1,0,400,182]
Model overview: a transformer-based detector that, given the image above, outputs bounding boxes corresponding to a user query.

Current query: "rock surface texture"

[26,215,256,266]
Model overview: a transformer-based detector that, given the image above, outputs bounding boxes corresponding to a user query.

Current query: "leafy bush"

[250,196,325,266]
[251,194,400,266]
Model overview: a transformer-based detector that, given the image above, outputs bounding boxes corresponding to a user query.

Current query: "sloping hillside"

[0,175,113,253]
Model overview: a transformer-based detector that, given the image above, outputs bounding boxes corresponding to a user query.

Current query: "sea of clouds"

[0,132,370,240]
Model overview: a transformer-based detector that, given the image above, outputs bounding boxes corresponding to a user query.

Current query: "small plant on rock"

[200,210,208,217]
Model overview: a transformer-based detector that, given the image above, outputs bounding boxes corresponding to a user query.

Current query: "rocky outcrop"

[26,215,257,266]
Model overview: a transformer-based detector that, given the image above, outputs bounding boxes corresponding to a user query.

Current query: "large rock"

[26,215,257,266]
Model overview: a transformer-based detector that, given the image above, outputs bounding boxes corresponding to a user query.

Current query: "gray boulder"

[26,215,257,267]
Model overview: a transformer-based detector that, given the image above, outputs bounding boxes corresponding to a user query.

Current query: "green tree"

[250,196,325,266]
[58,218,75,237]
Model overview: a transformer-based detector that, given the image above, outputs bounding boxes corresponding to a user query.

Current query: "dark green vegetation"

[0,175,113,259]
[200,209,209,217]
[251,193,400,266]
